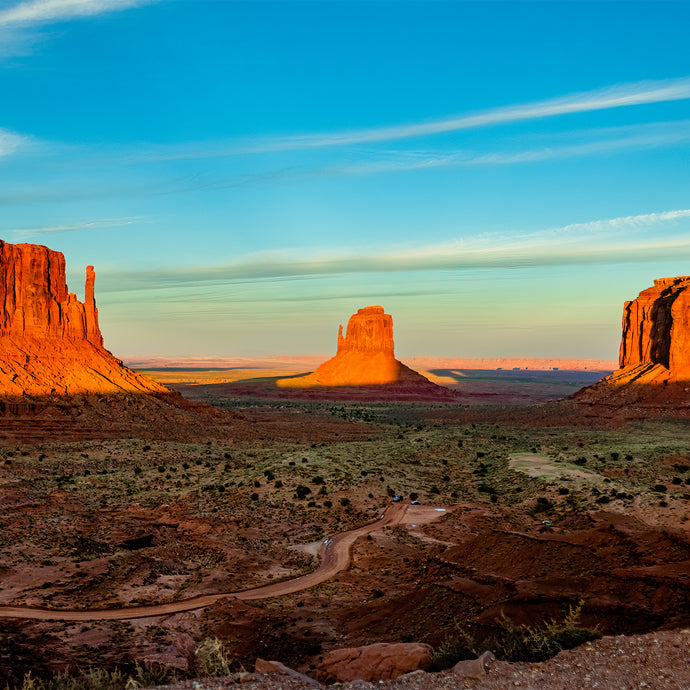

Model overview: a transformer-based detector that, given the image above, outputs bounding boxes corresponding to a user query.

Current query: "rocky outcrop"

[278,306,448,394]
[336,305,394,356]
[316,642,433,683]
[573,276,690,411]
[618,276,690,375]
[0,240,168,397]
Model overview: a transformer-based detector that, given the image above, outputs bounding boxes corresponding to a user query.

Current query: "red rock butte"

[574,275,690,409]
[278,305,436,388]
[0,240,168,396]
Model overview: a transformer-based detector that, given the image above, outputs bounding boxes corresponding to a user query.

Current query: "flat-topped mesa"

[619,275,690,376]
[336,305,395,356]
[0,240,168,396]
[278,305,450,393]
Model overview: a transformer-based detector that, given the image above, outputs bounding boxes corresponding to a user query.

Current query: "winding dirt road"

[0,502,442,621]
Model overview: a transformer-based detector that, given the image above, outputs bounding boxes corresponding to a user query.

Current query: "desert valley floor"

[0,365,689,688]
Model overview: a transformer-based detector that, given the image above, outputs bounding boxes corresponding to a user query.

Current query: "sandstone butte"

[277,305,440,389]
[0,240,168,397]
[574,276,690,408]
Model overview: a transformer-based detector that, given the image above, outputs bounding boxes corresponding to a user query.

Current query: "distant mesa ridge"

[278,305,448,393]
[0,240,168,397]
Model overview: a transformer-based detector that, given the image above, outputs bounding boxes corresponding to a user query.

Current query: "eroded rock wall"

[618,276,690,375]
[0,240,167,396]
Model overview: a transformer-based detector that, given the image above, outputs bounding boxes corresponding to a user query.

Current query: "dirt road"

[0,502,446,621]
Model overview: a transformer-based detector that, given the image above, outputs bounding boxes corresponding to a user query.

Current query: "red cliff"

[573,276,690,410]
[336,306,395,356]
[0,240,168,396]
[616,276,690,381]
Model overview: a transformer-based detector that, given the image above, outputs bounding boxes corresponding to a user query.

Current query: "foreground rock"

[316,642,433,683]
[275,306,455,400]
[574,276,690,413]
[0,240,167,397]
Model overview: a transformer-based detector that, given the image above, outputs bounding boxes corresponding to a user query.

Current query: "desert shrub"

[430,626,480,670]
[574,457,587,466]
[493,601,600,663]
[15,662,177,690]
[595,495,610,504]
[653,484,667,492]
[195,637,233,677]
[339,497,350,507]
[294,485,311,499]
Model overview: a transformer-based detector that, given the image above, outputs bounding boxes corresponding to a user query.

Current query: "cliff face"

[0,242,102,345]
[573,276,690,409]
[336,306,395,356]
[0,240,168,396]
[618,276,690,378]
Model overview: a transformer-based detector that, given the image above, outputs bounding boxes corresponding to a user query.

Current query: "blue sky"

[1,0,690,359]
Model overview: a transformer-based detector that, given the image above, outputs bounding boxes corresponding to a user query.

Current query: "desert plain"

[1,361,690,688]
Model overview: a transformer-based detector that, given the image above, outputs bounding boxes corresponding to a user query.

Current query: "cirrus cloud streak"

[0,0,162,27]
[97,209,690,293]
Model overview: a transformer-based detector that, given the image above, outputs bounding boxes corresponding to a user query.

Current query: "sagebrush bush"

[194,637,233,677]
[494,601,601,662]
[432,601,601,669]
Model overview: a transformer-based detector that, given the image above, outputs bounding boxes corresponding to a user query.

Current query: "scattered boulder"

[316,642,433,683]
[254,658,322,687]
[452,650,495,681]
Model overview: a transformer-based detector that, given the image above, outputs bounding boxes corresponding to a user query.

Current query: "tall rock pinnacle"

[0,240,168,396]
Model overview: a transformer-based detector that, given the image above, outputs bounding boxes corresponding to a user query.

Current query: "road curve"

[0,503,410,621]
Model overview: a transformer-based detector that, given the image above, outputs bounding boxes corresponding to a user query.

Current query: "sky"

[1,0,690,360]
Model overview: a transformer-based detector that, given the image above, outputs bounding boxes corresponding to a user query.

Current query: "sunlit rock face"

[336,306,394,356]
[573,276,690,408]
[618,276,690,381]
[0,240,168,396]
[279,305,424,387]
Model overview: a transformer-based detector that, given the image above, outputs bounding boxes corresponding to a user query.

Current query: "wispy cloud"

[0,127,32,158]
[0,0,161,27]
[97,209,690,292]
[333,120,690,175]
[133,78,690,162]
[3,216,146,240]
